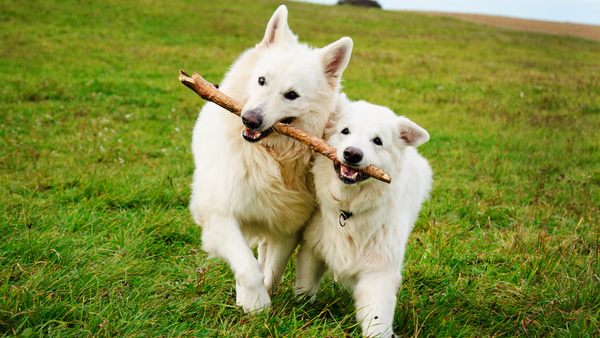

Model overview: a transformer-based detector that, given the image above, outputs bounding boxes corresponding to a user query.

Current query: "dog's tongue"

[341,164,358,178]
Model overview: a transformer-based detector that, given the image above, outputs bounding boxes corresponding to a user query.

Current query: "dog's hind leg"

[201,213,271,313]
[294,241,326,299]
[353,272,401,338]
[257,239,267,273]
[259,233,301,296]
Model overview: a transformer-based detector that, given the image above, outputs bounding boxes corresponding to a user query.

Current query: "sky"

[295,0,600,26]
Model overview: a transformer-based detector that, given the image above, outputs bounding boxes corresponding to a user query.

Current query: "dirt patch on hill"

[412,12,600,41]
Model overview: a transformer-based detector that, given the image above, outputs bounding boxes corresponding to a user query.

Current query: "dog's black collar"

[339,210,353,227]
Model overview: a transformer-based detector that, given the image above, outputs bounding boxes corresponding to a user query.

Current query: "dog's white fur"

[295,96,433,337]
[189,5,352,313]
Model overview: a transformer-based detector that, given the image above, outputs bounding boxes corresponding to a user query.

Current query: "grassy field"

[1,0,599,336]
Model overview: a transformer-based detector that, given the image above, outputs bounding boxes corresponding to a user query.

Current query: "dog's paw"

[294,292,317,303]
[235,281,244,306]
[242,289,271,314]
[293,281,319,301]
[240,285,271,314]
[363,322,395,338]
[236,296,244,307]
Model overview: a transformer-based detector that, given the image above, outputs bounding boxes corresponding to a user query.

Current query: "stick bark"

[179,69,391,184]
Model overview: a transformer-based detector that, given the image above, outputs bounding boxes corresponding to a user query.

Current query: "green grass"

[1,0,599,336]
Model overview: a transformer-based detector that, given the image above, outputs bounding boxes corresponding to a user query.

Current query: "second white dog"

[295,95,433,337]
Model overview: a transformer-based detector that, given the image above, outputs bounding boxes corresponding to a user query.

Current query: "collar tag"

[339,210,353,227]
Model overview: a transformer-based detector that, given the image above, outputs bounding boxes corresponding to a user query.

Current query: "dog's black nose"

[242,111,263,130]
[343,147,363,164]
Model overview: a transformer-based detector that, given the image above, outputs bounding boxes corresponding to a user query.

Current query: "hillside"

[414,11,600,41]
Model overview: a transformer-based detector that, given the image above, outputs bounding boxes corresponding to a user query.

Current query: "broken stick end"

[180,69,190,77]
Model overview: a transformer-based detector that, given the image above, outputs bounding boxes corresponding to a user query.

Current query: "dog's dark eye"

[341,128,349,135]
[373,137,383,146]
[258,77,266,86]
[284,91,299,100]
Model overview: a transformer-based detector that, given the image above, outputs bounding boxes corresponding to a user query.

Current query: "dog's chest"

[234,154,316,234]
[315,211,391,274]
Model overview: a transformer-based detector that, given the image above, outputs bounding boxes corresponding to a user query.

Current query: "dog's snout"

[242,111,263,130]
[343,147,363,165]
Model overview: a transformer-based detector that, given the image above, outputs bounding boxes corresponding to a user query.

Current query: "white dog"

[189,5,353,313]
[295,95,433,337]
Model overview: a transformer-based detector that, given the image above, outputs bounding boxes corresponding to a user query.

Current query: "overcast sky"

[295,0,600,26]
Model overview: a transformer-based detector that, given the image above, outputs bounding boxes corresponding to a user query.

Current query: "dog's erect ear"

[396,117,430,147]
[338,93,351,111]
[258,5,297,47]
[325,93,351,136]
[320,37,353,89]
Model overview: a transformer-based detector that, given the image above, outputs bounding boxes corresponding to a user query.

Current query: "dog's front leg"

[294,241,327,299]
[201,213,271,313]
[353,272,401,338]
[259,233,301,296]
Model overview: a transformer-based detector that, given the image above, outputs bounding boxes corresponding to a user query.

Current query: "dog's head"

[324,95,429,186]
[239,5,353,143]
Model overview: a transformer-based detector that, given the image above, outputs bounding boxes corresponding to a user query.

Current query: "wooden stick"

[179,69,392,184]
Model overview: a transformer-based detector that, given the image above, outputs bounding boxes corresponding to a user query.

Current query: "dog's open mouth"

[241,117,295,143]
[242,128,273,143]
[334,162,370,185]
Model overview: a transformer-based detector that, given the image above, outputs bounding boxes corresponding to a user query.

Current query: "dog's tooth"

[245,129,261,139]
